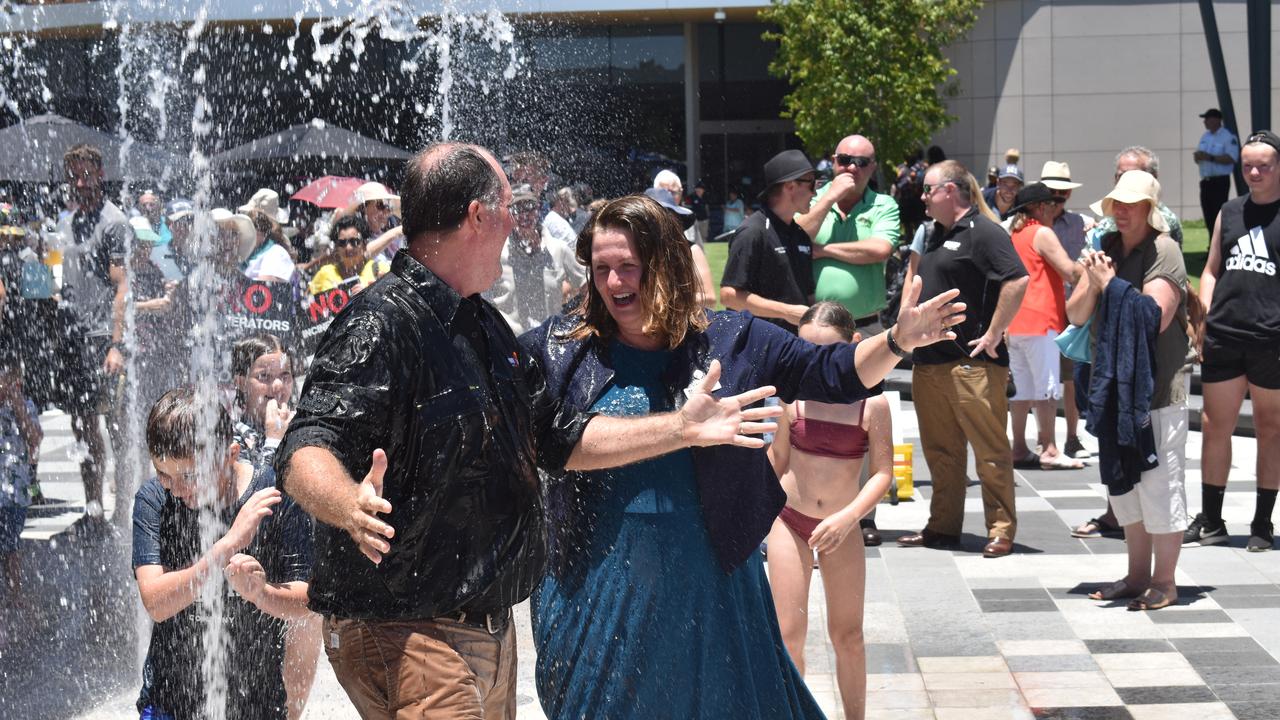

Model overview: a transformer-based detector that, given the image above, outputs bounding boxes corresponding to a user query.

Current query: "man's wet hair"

[63,143,104,171]
[401,143,503,238]
[146,387,234,460]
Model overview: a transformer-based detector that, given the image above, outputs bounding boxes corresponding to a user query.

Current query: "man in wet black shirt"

[277,142,779,719]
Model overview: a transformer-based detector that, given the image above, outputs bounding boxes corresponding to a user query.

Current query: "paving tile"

[1156,623,1252,639]
[1093,652,1192,671]
[928,688,1026,708]
[1202,584,1280,597]
[1168,636,1268,654]
[1125,702,1236,720]
[972,588,1053,601]
[866,709,936,720]
[978,600,1061,613]
[1212,594,1280,609]
[1114,685,1220,704]
[865,689,932,709]
[1180,648,1280,668]
[1197,665,1280,686]
[1209,682,1280,702]
[1102,668,1205,688]
[922,671,1018,690]
[998,640,1089,656]
[1146,609,1234,624]
[865,672,925,692]
[916,656,1009,673]
[1012,671,1112,690]
[1005,655,1099,672]
[1083,639,1176,654]
[1228,701,1280,720]
[1031,709,1135,720]
[865,643,918,674]
[935,707,1035,720]
[1023,686,1125,708]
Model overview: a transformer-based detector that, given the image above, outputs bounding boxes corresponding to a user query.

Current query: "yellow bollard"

[889,443,914,501]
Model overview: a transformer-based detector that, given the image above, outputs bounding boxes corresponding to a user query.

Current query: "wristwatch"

[885,328,910,359]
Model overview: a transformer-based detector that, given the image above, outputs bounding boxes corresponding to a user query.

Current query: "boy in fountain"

[132,387,313,720]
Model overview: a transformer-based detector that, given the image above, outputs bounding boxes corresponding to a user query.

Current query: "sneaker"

[1063,436,1091,459]
[1247,523,1274,553]
[1182,513,1230,547]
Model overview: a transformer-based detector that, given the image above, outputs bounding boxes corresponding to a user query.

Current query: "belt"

[439,607,511,635]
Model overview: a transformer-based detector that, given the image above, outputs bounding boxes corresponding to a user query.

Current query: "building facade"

[2,0,1274,219]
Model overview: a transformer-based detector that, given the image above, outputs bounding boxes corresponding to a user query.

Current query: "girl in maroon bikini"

[766,302,893,720]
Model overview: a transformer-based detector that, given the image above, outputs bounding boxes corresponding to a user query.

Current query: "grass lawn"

[703,217,1210,304]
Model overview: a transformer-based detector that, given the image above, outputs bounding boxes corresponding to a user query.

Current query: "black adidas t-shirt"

[1207,195,1280,345]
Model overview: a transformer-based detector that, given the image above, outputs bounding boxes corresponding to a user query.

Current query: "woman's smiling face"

[591,226,648,345]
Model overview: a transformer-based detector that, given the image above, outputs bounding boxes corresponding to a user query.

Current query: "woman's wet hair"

[146,386,234,461]
[231,333,290,378]
[567,194,709,349]
[798,301,857,342]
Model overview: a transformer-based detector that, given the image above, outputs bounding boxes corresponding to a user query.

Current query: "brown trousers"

[912,359,1018,540]
[324,615,517,720]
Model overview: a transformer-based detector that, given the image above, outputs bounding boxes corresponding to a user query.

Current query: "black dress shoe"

[983,537,1014,558]
[860,519,882,547]
[897,529,961,549]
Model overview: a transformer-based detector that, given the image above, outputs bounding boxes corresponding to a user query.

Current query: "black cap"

[758,149,814,200]
[1245,130,1280,155]
[1200,108,1224,119]
[1008,182,1059,215]
[643,187,696,230]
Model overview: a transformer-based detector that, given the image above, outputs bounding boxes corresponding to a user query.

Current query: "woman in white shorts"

[1004,184,1082,469]
[1071,171,1190,611]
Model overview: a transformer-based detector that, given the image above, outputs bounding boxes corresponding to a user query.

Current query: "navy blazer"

[520,310,882,574]
[1085,278,1161,495]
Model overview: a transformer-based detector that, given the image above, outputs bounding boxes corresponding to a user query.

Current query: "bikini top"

[788,400,869,460]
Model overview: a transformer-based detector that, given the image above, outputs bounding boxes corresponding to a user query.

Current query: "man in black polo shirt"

[277,142,780,719]
[720,149,817,332]
[898,160,1029,558]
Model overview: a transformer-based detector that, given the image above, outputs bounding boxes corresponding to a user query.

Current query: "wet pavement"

[6,400,1279,720]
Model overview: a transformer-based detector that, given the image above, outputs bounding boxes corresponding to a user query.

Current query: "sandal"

[1013,452,1042,470]
[1072,517,1121,539]
[1040,454,1085,470]
[1127,587,1176,611]
[1088,579,1143,601]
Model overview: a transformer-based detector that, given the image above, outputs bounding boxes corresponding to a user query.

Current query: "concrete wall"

[932,0,1279,222]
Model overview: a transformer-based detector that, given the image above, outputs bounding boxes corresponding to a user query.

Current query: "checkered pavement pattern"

[46,406,1280,719]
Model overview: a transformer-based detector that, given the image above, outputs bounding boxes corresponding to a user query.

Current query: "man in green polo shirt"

[797,134,901,332]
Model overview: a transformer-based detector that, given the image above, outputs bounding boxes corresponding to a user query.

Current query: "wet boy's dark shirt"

[131,464,313,720]
[276,250,590,620]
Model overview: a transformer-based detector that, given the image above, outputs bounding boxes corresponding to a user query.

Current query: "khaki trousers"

[912,359,1018,540]
[324,615,516,720]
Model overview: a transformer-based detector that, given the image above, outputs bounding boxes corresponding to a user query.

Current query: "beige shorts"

[1110,404,1189,534]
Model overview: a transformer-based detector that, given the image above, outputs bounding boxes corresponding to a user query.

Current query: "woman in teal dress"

[521,195,964,719]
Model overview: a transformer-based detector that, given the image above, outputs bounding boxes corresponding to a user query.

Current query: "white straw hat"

[1038,161,1082,190]
[212,208,258,263]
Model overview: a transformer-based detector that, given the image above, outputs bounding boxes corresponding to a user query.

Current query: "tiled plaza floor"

[12,401,1279,720]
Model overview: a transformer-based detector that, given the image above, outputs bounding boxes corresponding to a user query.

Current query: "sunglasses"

[367,201,389,212]
[835,154,874,168]
[795,175,818,188]
[334,237,365,248]
[922,181,953,194]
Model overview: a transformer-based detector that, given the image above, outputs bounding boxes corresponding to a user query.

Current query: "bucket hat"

[1089,170,1170,233]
